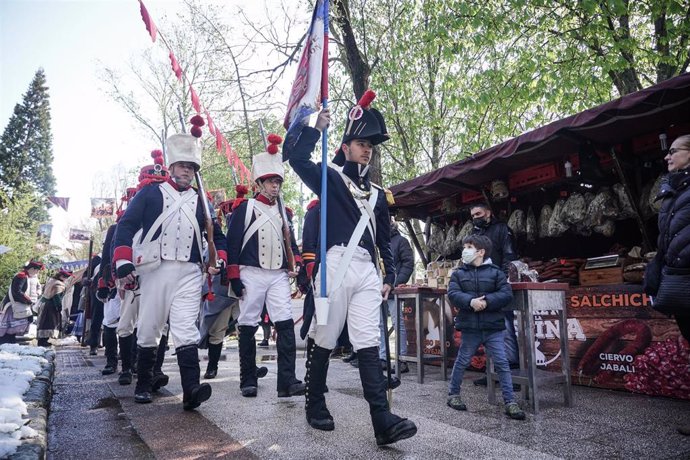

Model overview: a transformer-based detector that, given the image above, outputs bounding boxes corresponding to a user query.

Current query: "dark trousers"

[676,314,690,342]
[88,295,104,348]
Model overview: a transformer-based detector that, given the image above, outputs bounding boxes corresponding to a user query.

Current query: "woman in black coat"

[647,134,690,342]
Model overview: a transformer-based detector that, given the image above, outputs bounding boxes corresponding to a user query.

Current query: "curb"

[9,349,56,460]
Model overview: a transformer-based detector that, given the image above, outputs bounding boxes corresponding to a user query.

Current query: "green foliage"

[0,189,43,293]
[0,69,57,213]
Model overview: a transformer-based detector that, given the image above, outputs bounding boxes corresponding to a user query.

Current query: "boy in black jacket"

[446,235,525,420]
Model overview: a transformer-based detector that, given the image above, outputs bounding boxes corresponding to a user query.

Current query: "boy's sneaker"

[505,402,526,420]
[446,395,467,411]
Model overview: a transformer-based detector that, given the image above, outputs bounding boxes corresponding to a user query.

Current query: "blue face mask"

[462,248,477,264]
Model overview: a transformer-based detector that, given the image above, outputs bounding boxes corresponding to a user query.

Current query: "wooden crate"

[579,267,624,286]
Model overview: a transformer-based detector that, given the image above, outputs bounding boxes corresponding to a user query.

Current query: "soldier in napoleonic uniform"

[113,130,227,410]
[226,134,306,398]
[112,154,171,387]
[199,187,268,382]
[285,91,417,446]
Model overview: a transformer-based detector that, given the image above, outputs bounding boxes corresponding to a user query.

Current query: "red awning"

[391,72,690,216]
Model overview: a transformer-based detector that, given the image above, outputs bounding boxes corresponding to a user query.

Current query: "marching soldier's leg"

[168,263,209,411]
[101,325,118,375]
[117,334,133,385]
[151,334,169,392]
[307,254,349,430]
[348,262,417,446]
[266,270,306,397]
[237,266,266,397]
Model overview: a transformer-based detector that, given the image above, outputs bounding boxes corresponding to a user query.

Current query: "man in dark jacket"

[470,203,520,383]
[446,235,524,420]
[379,220,414,371]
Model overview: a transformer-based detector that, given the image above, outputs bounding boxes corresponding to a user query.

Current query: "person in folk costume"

[1,261,45,344]
[114,154,172,387]
[113,121,227,410]
[27,269,42,311]
[36,269,73,346]
[226,134,306,398]
[285,90,417,445]
[83,253,104,356]
[199,187,269,381]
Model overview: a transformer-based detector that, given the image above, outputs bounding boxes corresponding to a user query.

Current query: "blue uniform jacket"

[112,180,227,266]
[286,126,395,286]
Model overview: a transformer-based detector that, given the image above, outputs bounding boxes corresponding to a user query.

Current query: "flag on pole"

[47,196,70,211]
[138,0,157,42]
[283,0,329,152]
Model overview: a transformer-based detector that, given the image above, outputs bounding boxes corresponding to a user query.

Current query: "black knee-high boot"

[131,329,138,374]
[118,334,133,385]
[305,342,334,431]
[304,337,328,392]
[204,342,222,379]
[357,346,417,446]
[176,344,212,411]
[134,346,157,403]
[238,325,258,397]
[275,319,306,397]
[151,334,169,392]
[101,326,118,375]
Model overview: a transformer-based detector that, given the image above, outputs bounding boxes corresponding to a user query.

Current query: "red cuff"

[113,246,133,262]
[98,278,106,289]
[228,264,240,279]
[294,254,302,265]
[217,250,228,264]
[306,262,315,279]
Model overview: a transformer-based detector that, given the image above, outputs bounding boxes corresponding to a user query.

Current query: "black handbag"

[653,267,690,315]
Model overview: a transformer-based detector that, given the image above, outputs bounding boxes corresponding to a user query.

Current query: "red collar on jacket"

[255,193,276,206]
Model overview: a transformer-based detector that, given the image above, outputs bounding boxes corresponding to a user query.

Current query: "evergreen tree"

[0,69,57,199]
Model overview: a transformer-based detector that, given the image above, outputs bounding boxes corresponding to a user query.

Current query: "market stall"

[389,72,690,400]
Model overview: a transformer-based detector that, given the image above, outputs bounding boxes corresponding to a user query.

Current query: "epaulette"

[286,207,294,219]
[372,183,395,206]
[16,272,27,279]
[231,198,247,211]
[307,199,320,211]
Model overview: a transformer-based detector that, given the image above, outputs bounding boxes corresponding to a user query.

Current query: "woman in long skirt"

[36,269,72,346]
[0,261,44,344]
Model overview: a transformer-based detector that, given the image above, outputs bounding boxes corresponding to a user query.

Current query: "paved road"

[49,341,690,459]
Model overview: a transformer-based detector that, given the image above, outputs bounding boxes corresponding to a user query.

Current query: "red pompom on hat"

[151,149,164,165]
[191,125,203,138]
[190,115,205,127]
[267,133,283,144]
[235,184,249,198]
[267,144,279,154]
[357,89,376,109]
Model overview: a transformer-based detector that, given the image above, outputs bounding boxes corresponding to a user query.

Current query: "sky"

[0,0,291,254]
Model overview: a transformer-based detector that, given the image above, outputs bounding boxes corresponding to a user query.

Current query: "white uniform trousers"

[137,260,202,348]
[116,288,139,338]
[208,302,238,345]
[313,245,382,351]
[237,266,293,327]
[103,296,121,328]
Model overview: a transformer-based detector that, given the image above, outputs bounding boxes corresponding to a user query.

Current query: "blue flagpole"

[320,0,329,298]
[320,99,328,298]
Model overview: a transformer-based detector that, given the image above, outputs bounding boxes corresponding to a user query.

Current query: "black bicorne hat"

[333,90,389,166]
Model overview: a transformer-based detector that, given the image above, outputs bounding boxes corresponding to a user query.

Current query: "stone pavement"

[49,340,690,459]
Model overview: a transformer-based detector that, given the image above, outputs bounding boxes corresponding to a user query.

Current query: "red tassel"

[205,110,215,135]
[235,184,249,197]
[267,133,283,144]
[169,52,182,81]
[357,89,376,109]
[266,144,279,154]
[191,126,203,138]
[139,0,157,42]
[190,115,205,127]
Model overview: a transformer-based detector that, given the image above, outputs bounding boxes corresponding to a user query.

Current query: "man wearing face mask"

[113,130,227,410]
[285,90,417,446]
[226,133,305,399]
[469,203,520,385]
